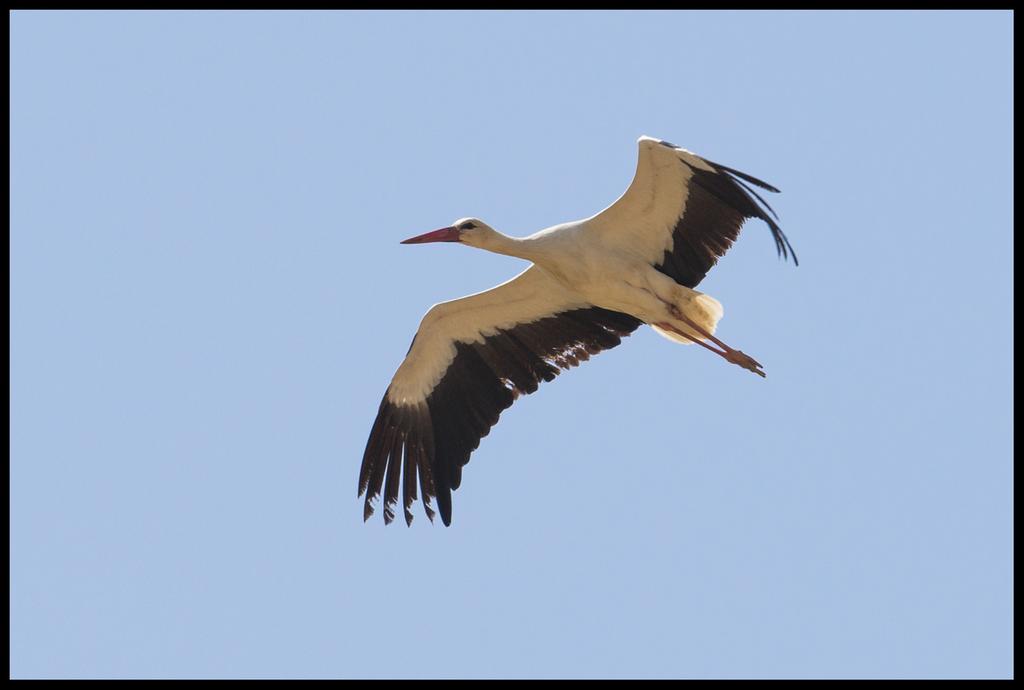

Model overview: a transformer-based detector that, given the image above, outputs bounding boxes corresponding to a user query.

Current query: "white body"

[387,137,724,405]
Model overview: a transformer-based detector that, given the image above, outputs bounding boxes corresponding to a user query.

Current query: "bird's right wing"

[358,265,642,526]
[586,136,796,289]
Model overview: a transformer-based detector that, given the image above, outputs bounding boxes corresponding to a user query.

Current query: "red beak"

[400,226,461,244]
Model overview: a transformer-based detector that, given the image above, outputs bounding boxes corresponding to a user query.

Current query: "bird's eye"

[461,222,477,230]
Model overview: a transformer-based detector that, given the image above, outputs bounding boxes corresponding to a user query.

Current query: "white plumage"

[387,266,588,405]
[359,136,796,526]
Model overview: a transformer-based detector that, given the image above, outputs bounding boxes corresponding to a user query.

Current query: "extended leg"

[638,269,766,377]
[656,315,766,378]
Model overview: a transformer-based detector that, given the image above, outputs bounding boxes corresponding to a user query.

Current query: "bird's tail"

[651,291,723,345]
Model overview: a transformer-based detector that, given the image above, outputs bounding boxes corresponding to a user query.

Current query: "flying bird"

[358,136,796,526]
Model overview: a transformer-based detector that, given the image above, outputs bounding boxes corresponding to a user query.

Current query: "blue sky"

[10,10,1012,679]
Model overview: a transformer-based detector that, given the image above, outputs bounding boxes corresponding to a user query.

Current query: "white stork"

[358,136,796,526]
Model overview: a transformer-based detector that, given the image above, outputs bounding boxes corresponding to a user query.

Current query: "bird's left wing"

[586,136,797,289]
[359,265,642,526]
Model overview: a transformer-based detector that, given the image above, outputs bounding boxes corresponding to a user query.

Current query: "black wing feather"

[654,157,797,290]
[358,306,642,526]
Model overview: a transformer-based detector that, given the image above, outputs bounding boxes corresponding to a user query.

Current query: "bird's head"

[400,218,494,248]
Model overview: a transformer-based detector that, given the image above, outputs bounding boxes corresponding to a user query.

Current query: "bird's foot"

[724,349,766,378]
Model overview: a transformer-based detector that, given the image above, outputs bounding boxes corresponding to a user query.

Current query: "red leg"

[655,320,766,378]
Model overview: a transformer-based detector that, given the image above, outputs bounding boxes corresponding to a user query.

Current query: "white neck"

[470,227,546,264]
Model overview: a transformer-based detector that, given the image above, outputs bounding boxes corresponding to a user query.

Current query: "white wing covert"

[588,136,796,289]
